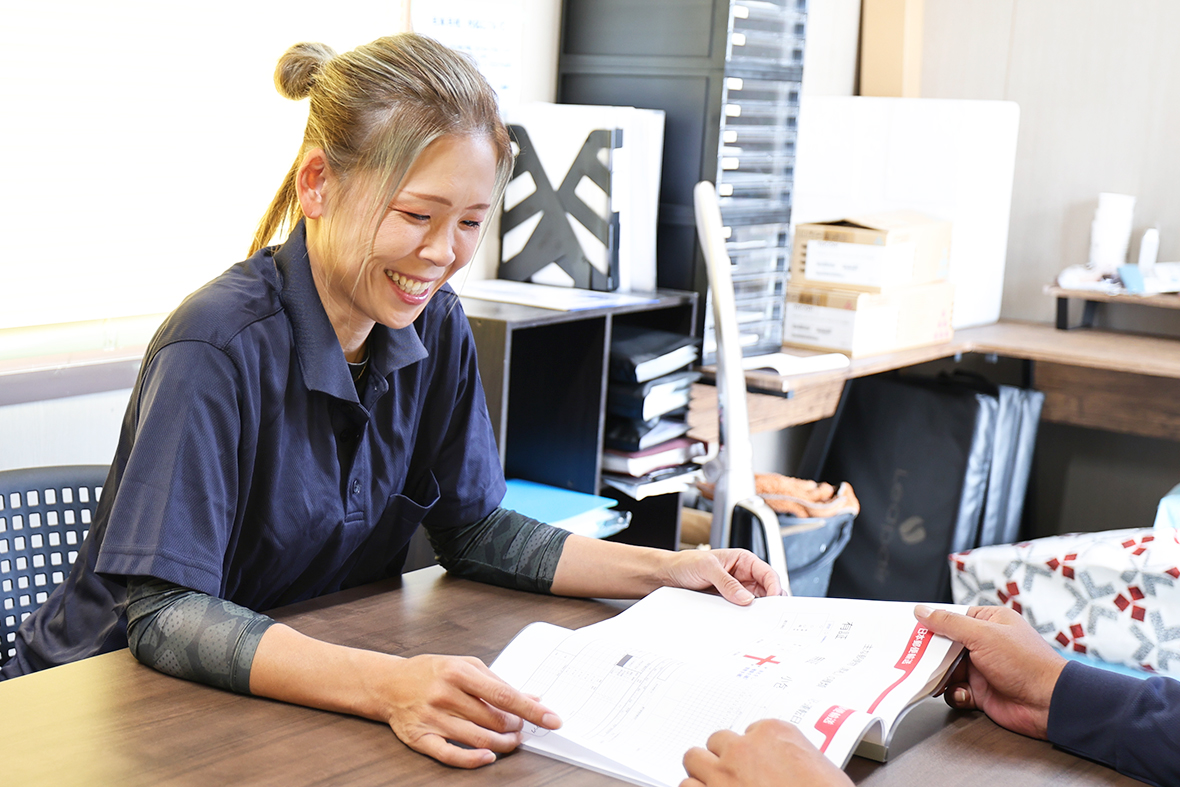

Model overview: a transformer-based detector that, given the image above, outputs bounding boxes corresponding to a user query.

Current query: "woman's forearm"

[248,623,399,721]
[248,623,561,769]
[550,536,783,602]
[549,535,676,598]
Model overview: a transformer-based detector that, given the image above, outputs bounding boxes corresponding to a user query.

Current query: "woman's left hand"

[662,548,784,603]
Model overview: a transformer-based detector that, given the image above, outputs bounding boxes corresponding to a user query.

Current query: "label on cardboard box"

[854,303,902,355]
[804,240,917,288]
[784,301,901,354]
[784,281,953,357]
[792,211,952,293]
[784,302,856,349]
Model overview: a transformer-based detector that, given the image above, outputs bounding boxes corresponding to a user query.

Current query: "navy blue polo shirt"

[2,222,505,678]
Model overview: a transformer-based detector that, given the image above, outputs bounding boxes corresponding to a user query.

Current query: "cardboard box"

[783,281,954,358]
[790,210,952,292]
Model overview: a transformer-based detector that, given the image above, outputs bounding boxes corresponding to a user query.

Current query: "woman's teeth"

[386,271,430,296]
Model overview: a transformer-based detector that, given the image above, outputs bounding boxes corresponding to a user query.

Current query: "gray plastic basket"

[775,512,855,597]
[707,498,855,597]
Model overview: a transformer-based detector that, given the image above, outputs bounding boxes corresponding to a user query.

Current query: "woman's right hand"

[379,653,562,768]
[248,624,560,770]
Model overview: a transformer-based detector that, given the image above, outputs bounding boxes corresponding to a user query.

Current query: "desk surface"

[4,567,1142,786]
[740,320,1180,396]
[688,320,1180,440]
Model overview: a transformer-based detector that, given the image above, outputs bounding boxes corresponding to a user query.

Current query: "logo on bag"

[899,516,926,545]
[876,468,919,582]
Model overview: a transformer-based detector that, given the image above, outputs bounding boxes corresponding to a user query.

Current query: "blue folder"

[501,479,618,524]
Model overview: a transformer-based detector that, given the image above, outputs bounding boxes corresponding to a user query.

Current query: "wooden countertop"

[689,320,1180,438]
[732,320,1180,397]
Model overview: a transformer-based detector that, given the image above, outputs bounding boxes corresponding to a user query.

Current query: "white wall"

[0,0,565,472]
[0,389,132,472]
[922,0,1180,329]
[465,0,564,282]
[802,0,863,97]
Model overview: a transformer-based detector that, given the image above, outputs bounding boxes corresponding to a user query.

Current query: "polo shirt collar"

[273,221,429,402]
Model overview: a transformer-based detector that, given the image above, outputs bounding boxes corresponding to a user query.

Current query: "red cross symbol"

[1121,535,1155,556]
[743,654,780,666]
[1055,623,1087,654]
[1046,553,1078,579]
[995,581,1023,614]
[1114,586,1147,621]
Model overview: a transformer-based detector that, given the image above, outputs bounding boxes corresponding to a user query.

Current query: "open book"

[491,588,966,787]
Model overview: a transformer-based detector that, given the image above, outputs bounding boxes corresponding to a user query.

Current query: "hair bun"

[274,42,337,100]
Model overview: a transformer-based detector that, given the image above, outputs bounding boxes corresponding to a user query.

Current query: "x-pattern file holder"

[499,125,621,291]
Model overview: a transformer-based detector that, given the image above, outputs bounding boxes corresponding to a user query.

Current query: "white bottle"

[1138,227,1160,276]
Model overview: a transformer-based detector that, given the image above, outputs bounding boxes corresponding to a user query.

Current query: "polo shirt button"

[351,479,361,495]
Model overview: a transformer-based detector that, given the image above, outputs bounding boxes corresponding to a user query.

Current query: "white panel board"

[792,96,1020,328]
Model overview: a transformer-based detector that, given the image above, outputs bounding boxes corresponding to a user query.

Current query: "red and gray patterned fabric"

[950,527,1180,676]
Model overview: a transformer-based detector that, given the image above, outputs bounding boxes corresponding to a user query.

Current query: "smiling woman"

[0,29,783,773]
[255,35,511,356]
[303,134,498,349]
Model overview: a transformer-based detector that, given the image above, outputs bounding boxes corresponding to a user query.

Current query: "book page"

[492,589,964,786]
[494,623,665,787]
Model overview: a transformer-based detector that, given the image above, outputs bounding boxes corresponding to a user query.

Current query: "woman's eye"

[401,211,429,221]
[462,220,482,229]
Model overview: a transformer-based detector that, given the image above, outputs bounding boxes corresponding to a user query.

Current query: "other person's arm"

[681,719,853,787]
[917,604,1180,787]
[914,604,1064,738]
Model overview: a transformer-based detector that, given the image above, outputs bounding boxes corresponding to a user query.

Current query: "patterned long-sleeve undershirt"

[125,506,570,691]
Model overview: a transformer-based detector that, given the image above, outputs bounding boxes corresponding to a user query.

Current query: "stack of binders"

[602,325,705,501]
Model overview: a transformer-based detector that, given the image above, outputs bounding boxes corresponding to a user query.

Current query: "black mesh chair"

[0,465,108,663]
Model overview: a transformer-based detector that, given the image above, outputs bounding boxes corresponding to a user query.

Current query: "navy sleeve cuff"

[1048,660,1180,787]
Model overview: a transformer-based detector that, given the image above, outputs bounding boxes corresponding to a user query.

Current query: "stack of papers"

[607,370,701,422]
[601,463,702,502]
[460,279,658,311]
[602,437,707,478]
[609,325,700,385]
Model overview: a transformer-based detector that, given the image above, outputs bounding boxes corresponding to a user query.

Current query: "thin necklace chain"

[347,348,370,383]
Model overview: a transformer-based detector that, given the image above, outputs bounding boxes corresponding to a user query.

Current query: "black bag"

[819,373,1042,602]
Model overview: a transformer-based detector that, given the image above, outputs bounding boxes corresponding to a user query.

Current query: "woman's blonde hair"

[251,33,513,255]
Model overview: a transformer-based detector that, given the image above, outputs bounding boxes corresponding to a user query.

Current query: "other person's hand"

[381,653,561,767]
[682,719,854,787]
[663,548,784,603]
[915,604,1067,739]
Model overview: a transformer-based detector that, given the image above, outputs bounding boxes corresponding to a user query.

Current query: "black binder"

[608,325,699,384]
[607,369,701,420]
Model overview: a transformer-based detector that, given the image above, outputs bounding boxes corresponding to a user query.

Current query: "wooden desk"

[3,567,1142,786]
[689,321,1180,442]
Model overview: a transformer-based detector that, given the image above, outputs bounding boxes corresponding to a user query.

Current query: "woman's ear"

[296,149,330,220]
